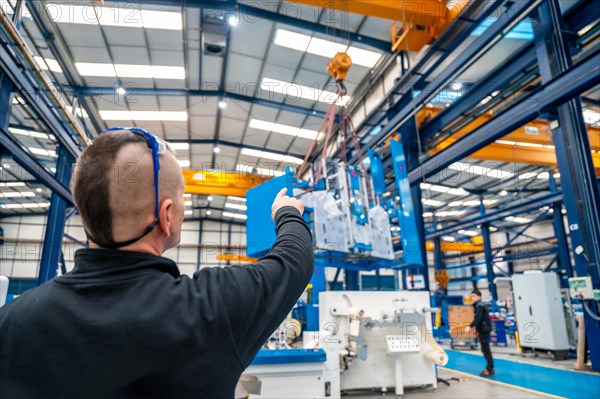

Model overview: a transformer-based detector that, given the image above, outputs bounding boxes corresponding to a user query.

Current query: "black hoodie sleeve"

[195,206,314,367]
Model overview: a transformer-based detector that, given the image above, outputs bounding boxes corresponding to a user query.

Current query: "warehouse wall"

[0,215,246,280]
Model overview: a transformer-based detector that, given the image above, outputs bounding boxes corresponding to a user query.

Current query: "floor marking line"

[439,367,566,399]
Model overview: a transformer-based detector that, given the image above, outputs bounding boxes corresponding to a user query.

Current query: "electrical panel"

[568,277,595,300]
[512,272,569,352]
[385,335,420,354]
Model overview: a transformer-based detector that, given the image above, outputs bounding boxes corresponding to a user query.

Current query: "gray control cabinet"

[512,271,569,352]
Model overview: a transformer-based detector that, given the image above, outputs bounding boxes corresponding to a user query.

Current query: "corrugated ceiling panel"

[110,46,151,64]
[229,18,272,57]
[189,97,218,115]
[190,116,216,137]
[226,53,262,90]
[201,56,223,87]
[146,29,184,51]
[104,26,146,47]
[57,24,106,47]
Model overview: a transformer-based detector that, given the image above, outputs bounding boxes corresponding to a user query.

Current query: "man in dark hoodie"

[466,288,495,376]
[0,128,314,398]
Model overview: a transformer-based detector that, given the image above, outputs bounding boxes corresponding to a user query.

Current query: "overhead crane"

[283,0,469,51]
[417,107,600,172]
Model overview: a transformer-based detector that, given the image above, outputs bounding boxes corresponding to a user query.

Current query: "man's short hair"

[471,288,482,297]
[71,131,149,245]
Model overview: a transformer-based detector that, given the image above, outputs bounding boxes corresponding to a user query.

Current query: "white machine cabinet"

[319,291,442,395]
[512,271,569,354]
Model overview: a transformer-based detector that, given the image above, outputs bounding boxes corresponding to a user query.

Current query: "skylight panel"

[345,46,382,68]
[306,37,348,58]
[449,161,513,179]
[236,164,284,177]
[249,119,322,141]
[9,127,53,140]
[0,191,35,198]
[240,148,303,164]
[225,203,247,211]
[273,29,382,68]
[168,142,190,150]
[223,212,247,220]
[33,56,63,73]
[140,10,182,30]
[76,62,116,77]
[99,110,188,121]
[274,29,311,52]
[28,147,57,157]
[46,4,182,30]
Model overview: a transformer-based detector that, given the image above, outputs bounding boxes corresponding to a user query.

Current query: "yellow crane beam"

[182,170,269,197]
[282,0,463,51]
[417,108,600,173]
[426,241,483,253]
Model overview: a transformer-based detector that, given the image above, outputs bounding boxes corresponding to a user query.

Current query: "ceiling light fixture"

[228,15,239,26]
[240,148,303,164]
[223,212,247,220]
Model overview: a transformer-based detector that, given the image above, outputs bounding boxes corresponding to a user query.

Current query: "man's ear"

[158,199,173,237]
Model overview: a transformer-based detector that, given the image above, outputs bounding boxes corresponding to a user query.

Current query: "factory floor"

[344,369,548,398]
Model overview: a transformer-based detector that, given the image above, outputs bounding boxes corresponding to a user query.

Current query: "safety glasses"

[94,126,167,248]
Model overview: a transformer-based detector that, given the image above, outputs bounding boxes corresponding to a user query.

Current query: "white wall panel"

[1,216,247,279]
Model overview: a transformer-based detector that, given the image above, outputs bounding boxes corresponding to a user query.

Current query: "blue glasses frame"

[93,126,166,248]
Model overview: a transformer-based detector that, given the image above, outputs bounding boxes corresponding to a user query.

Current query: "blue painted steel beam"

[480,200,497,299]
[533,0,600,372]
[75,86,326,119]
[418,0,597,144]
[0,71,13,130]
[109,0,390,52]
[12,0,25,29]
[26,2,103,134]
[349,0,539,164]
[0,127,73,203]
[419,47,537,142]
[427,192,562,239]
[433,235,444,271]
[345,270,360,290]
[549,177,572,286]
[0,38,82,156]
[38,146,74,285]
[408,48,600,183]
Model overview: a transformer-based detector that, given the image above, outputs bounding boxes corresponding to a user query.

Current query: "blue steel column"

[533,0,600,371]
[480,199,497,300]
[38,146,74,285]
[345,270,360,291]
[549,176,573,287]
[0,71,13,130]
[433,214,444,272]
[395,92,429,291]
[433,236,444,271]
[12,0,25,29]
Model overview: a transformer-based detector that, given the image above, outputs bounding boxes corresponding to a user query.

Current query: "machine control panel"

[385,335,420,353]
[568,277,595,300]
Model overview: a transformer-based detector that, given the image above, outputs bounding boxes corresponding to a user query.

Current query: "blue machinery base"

[251,349,326,365]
